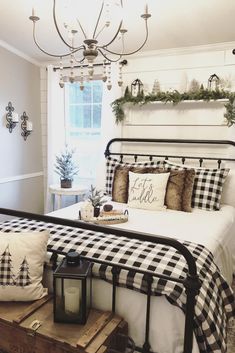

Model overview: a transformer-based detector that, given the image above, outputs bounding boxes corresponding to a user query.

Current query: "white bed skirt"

[43,265,200,353]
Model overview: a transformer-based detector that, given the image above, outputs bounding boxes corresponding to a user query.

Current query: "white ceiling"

[1,0,235,64]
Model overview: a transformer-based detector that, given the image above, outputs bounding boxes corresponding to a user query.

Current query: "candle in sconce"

[145,4,148,14]
[32,7,35,16]
[11,112,19,123]
[26,121,33,131]
[64,287,80,315]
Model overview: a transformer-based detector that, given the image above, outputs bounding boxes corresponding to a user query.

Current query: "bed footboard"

[0,207,201,353]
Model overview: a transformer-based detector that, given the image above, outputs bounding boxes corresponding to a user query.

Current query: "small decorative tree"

[152,79,161,94]
[55,147,79,188]
[88,185,106,217]
[188,79,200,93]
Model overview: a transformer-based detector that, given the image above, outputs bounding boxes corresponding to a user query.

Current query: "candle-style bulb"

[145,4,148,14]
[32,7,35,16]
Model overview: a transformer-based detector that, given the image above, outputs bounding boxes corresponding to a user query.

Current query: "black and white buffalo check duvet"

[0,218,234,353]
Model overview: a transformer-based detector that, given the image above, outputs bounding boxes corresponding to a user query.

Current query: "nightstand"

[49,184,88,210]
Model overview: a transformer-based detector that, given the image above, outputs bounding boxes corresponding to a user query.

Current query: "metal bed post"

[143,274,153,353]
[112,266,120,313]
[183,275,201,353]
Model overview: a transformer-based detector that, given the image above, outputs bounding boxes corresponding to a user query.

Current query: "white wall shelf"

[124,99,229,126]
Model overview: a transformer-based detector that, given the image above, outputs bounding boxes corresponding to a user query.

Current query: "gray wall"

[0,46,44,214]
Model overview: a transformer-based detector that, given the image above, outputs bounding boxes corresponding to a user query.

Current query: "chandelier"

[29,0,151,90]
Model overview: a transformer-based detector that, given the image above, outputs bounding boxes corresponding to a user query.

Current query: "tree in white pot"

[55,147,79,188]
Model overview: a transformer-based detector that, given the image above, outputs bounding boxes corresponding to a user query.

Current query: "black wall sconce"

[5,102,19,133]
[21,112,33,141]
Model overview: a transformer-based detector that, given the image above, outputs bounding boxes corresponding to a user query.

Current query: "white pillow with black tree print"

[0,230,49,301]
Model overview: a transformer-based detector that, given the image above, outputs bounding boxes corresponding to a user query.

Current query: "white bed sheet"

[47,203,235,353]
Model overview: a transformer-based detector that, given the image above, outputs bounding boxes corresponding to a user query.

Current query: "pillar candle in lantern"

[64,287,80,314]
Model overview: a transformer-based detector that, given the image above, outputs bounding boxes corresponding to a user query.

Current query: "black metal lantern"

[131,78,143,97]
[208,74,220,90]
[53,252,92,324]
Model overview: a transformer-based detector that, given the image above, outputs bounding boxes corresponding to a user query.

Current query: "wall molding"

[130,41,235,60]
[0,172,44,185]
[0,40,41,67]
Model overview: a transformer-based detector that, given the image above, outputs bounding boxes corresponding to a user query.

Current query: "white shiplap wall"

[40,42,235,192]
[40,67,48,203]
[121,43,235,142]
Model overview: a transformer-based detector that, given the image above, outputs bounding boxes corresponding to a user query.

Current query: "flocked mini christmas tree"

[55,147,79,188]
[152,79,161,94]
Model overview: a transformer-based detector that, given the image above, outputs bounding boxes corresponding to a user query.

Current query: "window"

[65,80,103,187]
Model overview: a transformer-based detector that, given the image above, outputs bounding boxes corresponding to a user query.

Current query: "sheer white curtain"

[45,65,66,212]
[45,63,122,212]
[96,63,122,191]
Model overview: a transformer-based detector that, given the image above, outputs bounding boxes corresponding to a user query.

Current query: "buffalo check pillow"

[164,160,229,210]
[105,156,163,196]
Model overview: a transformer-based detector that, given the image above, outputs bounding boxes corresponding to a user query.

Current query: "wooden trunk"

[0,295,128,353]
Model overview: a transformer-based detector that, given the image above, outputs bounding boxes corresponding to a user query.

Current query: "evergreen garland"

[111,88,235,126]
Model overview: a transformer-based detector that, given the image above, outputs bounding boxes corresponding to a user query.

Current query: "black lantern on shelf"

[207,74,220,90]
[53,252,92,324]
[131,78,144,97]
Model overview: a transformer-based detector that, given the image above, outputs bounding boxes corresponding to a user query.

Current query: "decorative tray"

[79,209,128,225]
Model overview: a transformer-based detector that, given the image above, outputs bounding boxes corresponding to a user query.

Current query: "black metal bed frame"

[1,138,235,353]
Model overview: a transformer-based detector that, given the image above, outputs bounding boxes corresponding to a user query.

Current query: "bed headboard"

[104,138,235,207]
[105,138,235,167]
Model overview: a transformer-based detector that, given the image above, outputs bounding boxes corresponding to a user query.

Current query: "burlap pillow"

[128,171,170,211]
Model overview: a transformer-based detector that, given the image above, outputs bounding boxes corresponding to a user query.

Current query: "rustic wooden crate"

[0,295,128,353]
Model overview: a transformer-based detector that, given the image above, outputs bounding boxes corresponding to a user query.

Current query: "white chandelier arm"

[77,19,87,39]
[32,22,84,57]
[98,48,122,62]
[99,0,123,46]
[94,23,107,40]
[53,0,82,50]
[100,19,149,56]
[74,57,85,64]
[92,1,105,39]
[99,20,123,48]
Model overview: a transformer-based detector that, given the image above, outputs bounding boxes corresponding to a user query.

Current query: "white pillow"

[128,171,170,210]
[221,169,235,207]
[0,230,49,301]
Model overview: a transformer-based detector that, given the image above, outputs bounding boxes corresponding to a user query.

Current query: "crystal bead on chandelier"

[29,0,151,90]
